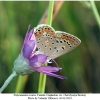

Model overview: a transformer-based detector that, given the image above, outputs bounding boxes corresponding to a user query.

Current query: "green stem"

[90,1,100,28]
[15,75,28,93]
[47,1,54,26]
[38,1,54,93]
[0,71,17,93]
[38,73,46,93]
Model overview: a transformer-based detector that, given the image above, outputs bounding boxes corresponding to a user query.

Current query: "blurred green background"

[0,1,100,93]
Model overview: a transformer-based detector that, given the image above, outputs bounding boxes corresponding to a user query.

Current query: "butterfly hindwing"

[49,31,81,59]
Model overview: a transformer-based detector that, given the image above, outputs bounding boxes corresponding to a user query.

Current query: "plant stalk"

[38,1,54,93]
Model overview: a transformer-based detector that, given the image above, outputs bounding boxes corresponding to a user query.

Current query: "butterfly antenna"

[50,59,60,68]
[47,59,62,71]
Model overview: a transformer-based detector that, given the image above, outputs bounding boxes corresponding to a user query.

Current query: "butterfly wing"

[34,24,59,57]
[34,24,81,60]
[49,31,81,59]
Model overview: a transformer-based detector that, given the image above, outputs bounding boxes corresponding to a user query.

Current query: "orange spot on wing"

[35,33,39,36]
[66,36,69,40]
[41,30,45,33]
[70,39,74,42]
[43,29,48,33]
[39,32,42,34]
[41,29,50,33]
[50,32,54,35]
[61,35,66,39]
[53,35,56,38]
[65,36,77,45]
[47,29,50,32]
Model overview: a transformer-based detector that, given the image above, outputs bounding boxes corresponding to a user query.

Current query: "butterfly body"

[34,24,81,59]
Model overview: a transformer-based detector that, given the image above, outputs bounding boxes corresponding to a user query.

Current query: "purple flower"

[14,25,66,79]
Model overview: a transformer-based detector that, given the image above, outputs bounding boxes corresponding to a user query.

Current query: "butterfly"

[34,24,81,60]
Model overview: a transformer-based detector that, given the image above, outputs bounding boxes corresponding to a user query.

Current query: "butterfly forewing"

[34,24,59,57]
[34,26,45,52]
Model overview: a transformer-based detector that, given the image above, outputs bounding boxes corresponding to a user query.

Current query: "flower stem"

[0,71,17,93]
[15,75,28,93]
[90,1,100,28]
[47,1,54,26]
[38,73,46,93]
[38,1,54,93]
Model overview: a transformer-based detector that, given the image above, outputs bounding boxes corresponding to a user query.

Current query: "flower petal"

[43,71,67,79]
[24,25,35,42]
[34,66,67,79]
[22,25,36,51]
[24,25,31,42]
[29,29,36,41]
[34,66,61,72]
[35,69,67,79]
[22,40,35,59]
[29,54,47,67]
